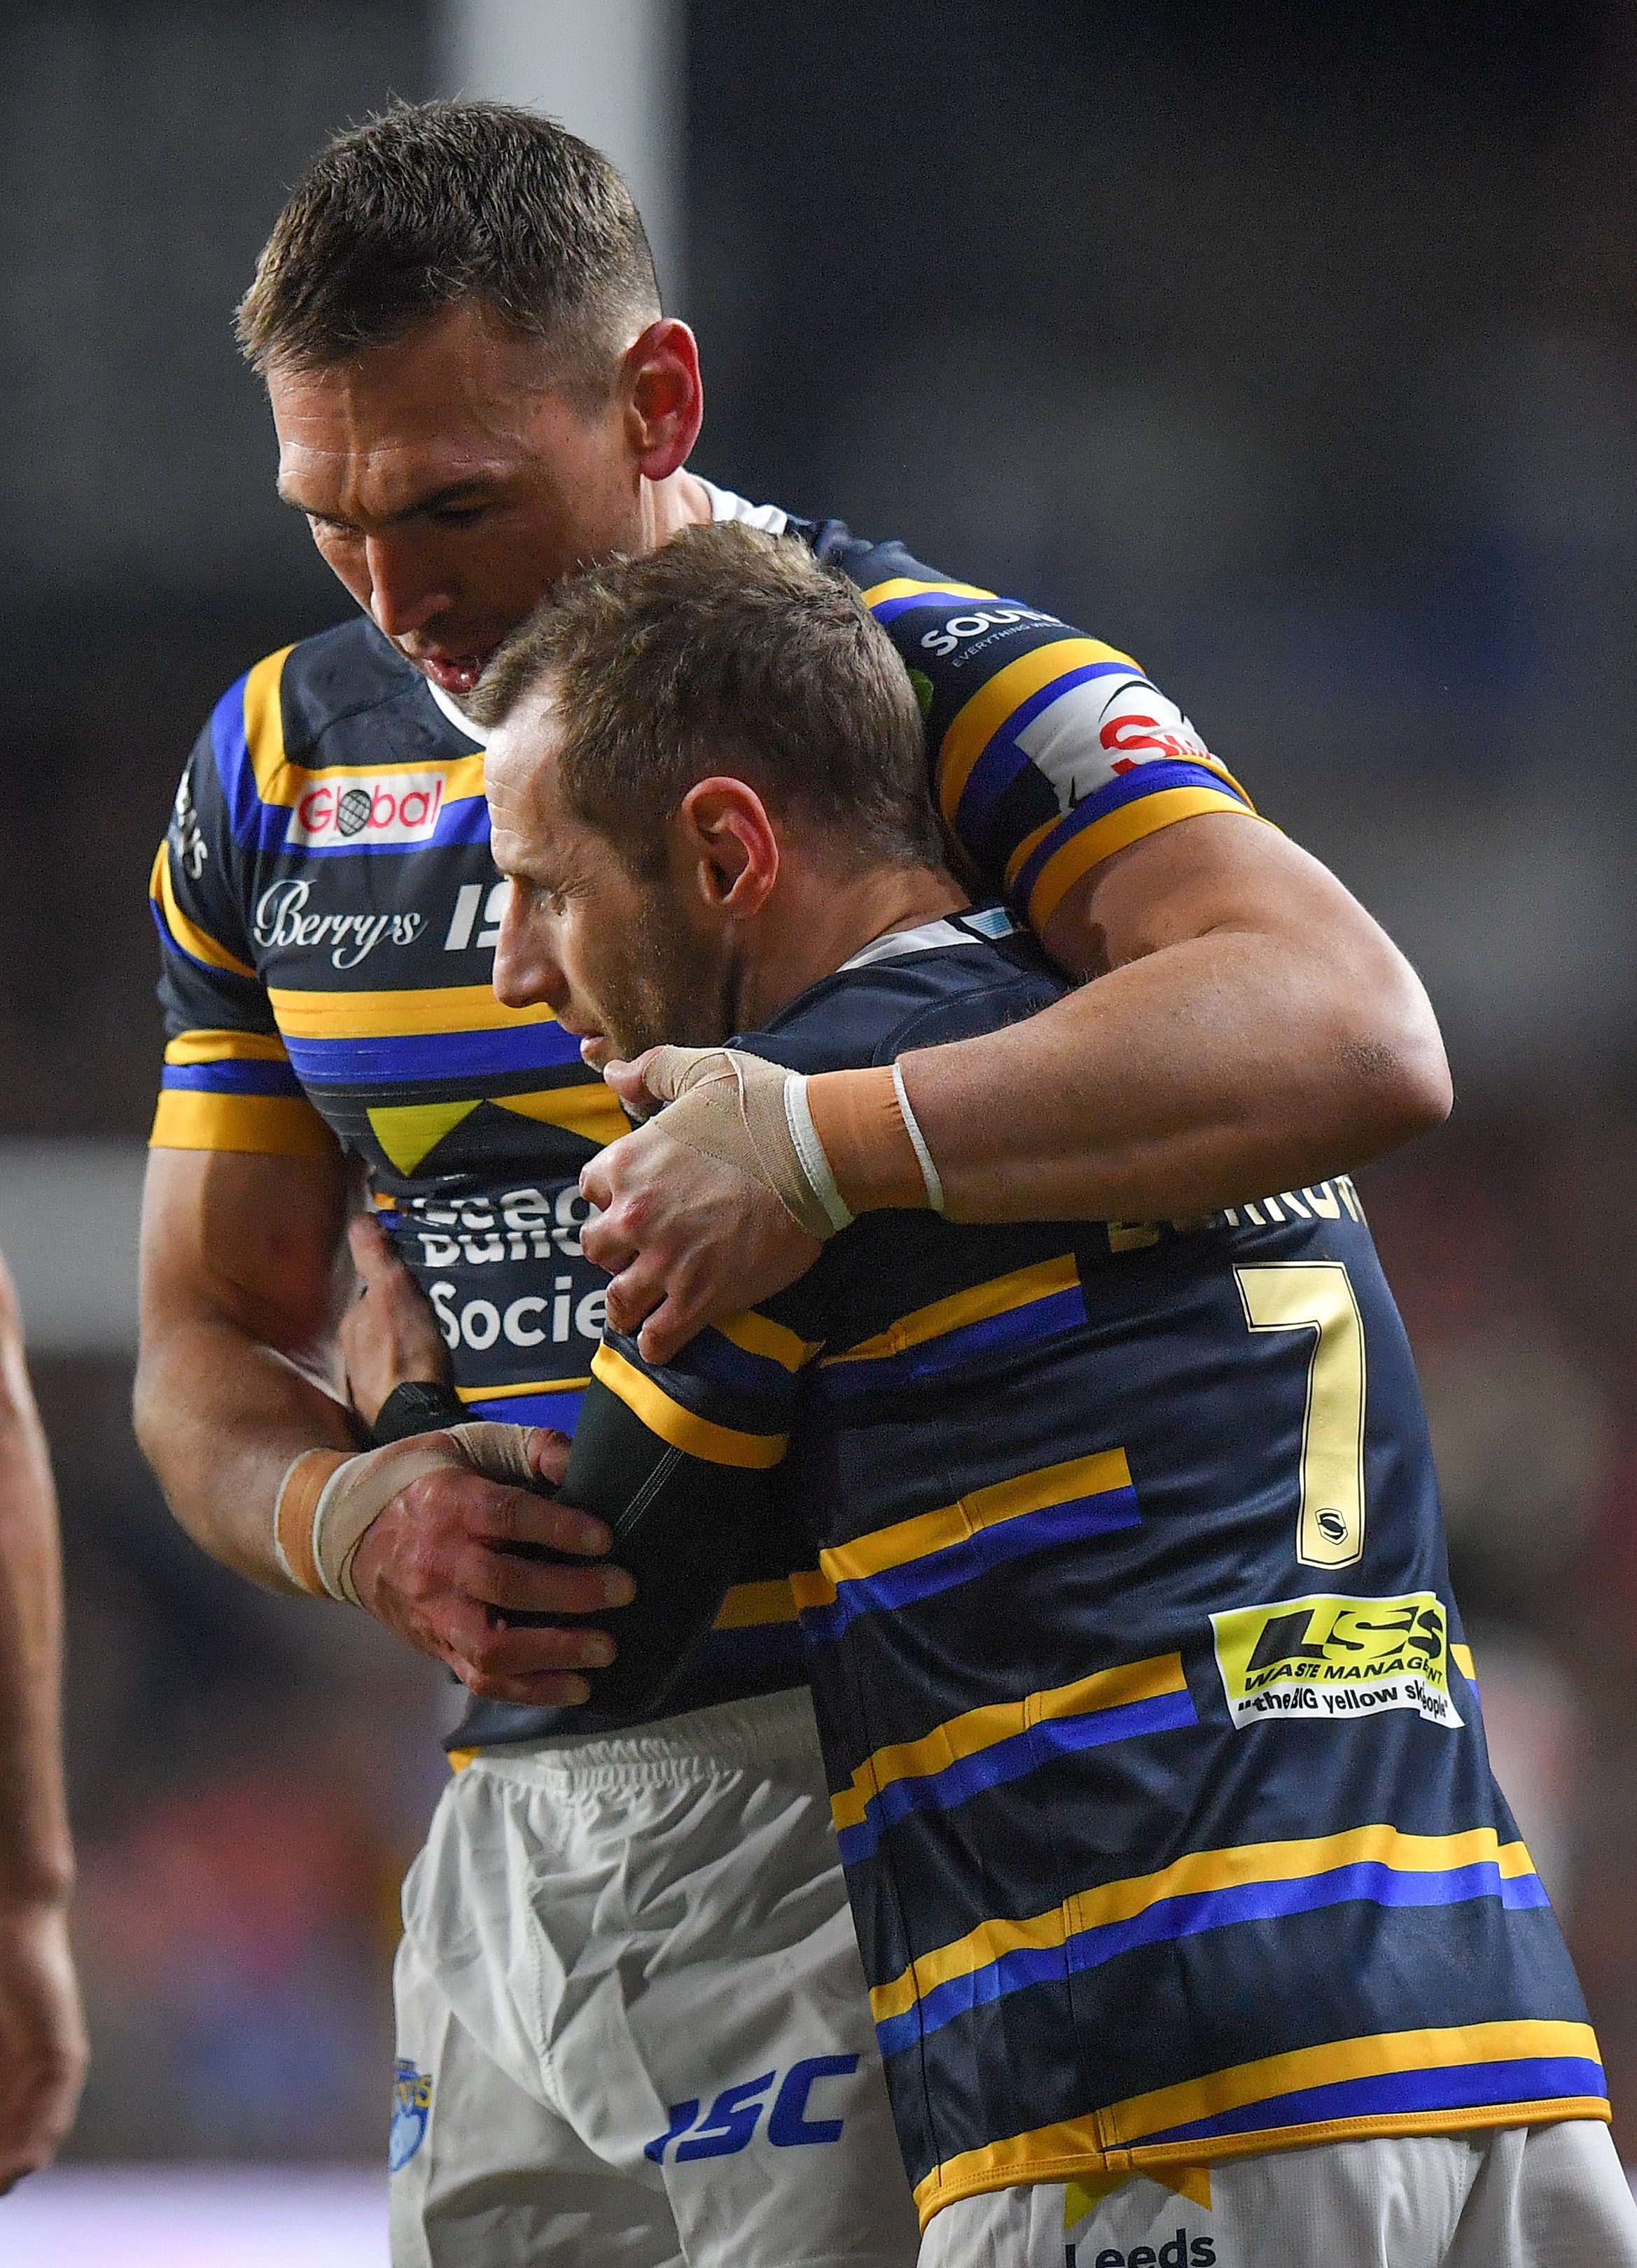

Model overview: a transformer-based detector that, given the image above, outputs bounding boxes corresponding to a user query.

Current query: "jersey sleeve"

[149,655,337,1158]
[817,529,1260,932]
[559,1308,823,1716]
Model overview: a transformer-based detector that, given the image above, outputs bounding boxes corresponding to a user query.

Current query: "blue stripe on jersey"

[160,1060,306,1098]
[817,1282,1087,1396]
[869,591,1029,624]
[800,1486,1140,1645]
[1135,2055,1608,2151]
[839,1688,1198,1869]
[875,1853,1554,2060]
[671,1326,802,1400]
[952,659,1139,840]
[1010,757,1253,909]
[284,1021,583,1086]
[459,1389,587,1431]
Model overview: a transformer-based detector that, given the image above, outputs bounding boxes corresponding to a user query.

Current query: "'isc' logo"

[645,2055,858,2162]
[286,772,447,849]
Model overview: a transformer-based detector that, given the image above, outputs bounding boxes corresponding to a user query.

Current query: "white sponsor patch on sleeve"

[1017,676,1215,818]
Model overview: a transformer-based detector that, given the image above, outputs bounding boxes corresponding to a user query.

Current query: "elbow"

[1342,972,1453,1154]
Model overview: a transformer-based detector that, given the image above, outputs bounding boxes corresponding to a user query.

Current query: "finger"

[438,1600,615,1700]
[347,1212,407,1284]
[470,1548,635,1617]
[599,1049,664,1114]
[466,1480,615,1560]
[579,1206,639,1276]
[601,1254,671,1338]
[635,1292,703,1368]
[524,1427,572,1486]
[579,1153,615,1212]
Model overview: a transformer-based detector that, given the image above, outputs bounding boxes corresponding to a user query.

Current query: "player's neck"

[641,468,715,548]
[732,861,970,1032]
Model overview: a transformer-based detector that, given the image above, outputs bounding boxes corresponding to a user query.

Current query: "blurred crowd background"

[1,0,1634,2169]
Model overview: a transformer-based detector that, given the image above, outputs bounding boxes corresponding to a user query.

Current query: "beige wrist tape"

[274,1421,536,1606]
[637,1046,946,1233]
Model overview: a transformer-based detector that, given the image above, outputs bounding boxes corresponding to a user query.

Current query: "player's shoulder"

[739,908,1067,1075]
[274,615,459,757]
[181,617,481,842]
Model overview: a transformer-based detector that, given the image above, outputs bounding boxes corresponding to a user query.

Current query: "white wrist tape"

[783,1074,855,1233]
[891,1061,946,1215]
[274,1421,536,1605]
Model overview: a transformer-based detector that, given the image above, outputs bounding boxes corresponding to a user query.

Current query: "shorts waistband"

[466,1685,823,1785]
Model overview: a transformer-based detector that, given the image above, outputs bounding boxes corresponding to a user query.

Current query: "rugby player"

[460,520,1637,2267]
[0,1254,85,2190]
[132,102,1452,2264]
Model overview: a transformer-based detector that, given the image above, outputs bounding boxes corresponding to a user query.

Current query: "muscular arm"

[587,813,1451,1361]
[913,810,1451,1222]
[136,1148,358,1590]
[135,1150,633,1703]
[0,1255,86,2187]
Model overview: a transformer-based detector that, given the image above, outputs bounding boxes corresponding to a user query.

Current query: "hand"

[349,1427,634,1705]
[585,1051,823,1365]
[342,1214,452,1427]
[0,1901,87,2192]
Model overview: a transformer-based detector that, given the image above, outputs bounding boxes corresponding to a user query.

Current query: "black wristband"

[370,1379,468,1445]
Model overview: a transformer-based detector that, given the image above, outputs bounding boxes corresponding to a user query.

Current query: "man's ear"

[676,779,779,918]
[622,319,704,482]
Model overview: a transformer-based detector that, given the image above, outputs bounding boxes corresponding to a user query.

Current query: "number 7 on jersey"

[1234,1262,1367,1569]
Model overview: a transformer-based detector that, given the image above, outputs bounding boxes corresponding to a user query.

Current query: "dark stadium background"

[2,0,1635,2176]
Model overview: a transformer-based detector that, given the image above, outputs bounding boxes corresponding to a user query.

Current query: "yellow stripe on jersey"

[859,577,998,609]
[591,1343,790,1469]
[792,1448,1132,1611]
[819,1254,1079,1369]
[267,982,561,1037]
[1452,1643,1476,1680]
[455,1378,591,1402]
[1013,781,1265,932]
[492,1084,632,1147]
[716,1309,825,1373]
[832,1656,1185,1836]
[149,846,256,979]
[912,2019,1605,2218]
[934,638,1142,827]
[240,645,486,807]
[870,1823,1540,2030]
[713,1578,803,1631]
[149,1088,337,1156]
[163,1028,293,1065]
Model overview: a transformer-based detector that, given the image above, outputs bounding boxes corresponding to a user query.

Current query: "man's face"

[487,692,731,1066]
[270,301,643,701]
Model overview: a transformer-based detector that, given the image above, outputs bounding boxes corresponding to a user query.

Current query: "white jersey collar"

[839,907,1014,973]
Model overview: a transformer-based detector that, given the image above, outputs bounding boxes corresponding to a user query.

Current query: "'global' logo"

[286,772,447,849]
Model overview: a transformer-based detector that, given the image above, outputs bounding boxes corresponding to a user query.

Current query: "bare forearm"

[0,1340,71,1907]
[903,923,1449,1223]
[134,1313,356,1591]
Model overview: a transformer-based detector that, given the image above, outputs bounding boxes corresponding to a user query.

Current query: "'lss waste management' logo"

[1213,1592,1461,1731]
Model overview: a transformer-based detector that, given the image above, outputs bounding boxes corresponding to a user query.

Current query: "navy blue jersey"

[585,915,1606,2224]
[148,483,1256,1738]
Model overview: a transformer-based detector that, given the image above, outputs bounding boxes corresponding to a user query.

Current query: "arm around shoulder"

[904,809,1451,1224]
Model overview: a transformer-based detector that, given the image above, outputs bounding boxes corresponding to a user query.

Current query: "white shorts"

[389,1686,921,2268]
[919,2120,1637,2268]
